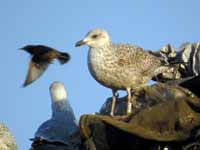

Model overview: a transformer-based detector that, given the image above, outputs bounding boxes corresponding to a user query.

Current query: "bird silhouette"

[20,45,70,87]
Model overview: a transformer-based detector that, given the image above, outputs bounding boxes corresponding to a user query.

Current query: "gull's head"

[50,81,67,102]
[75,29,111,48]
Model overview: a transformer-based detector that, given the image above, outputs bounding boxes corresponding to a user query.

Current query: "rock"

[81,83,200,150]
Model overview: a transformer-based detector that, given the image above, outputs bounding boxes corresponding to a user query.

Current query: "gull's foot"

[110,111,114,116]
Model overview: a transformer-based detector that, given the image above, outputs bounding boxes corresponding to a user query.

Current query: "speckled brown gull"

[75,29,167,116]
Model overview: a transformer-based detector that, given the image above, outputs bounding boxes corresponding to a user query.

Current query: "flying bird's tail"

[57,52,70,64]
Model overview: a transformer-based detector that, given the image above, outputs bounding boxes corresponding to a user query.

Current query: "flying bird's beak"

[19,47,25,50]
[75,39,87,47]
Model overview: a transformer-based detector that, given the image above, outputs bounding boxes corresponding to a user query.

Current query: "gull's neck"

[51,99,75,121]
[90,41,112,49]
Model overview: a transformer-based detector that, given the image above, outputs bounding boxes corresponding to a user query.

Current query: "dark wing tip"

[22,81,30,87]
[58,52,71,64]
[65,52,70,61]
[22,77,34,88]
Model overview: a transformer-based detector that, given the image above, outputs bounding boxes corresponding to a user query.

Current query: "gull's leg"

[110,90,116,116]
[126,88,132,114]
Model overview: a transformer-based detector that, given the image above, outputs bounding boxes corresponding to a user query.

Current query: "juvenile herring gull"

[75,29,168,116]
[31,81,80,149]
[20,45,70,87]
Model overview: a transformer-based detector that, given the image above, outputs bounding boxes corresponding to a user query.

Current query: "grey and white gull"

[75,29,168,116]
[31,81,80,149]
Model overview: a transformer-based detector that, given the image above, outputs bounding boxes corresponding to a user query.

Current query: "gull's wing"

[113,44,162,75]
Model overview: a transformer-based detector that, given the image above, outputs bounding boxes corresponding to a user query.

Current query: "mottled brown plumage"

[20,45,70,87]
[76,29,168,116]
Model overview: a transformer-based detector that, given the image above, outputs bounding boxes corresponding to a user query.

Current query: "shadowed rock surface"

[151,42,200,83]
[81,83,200,150]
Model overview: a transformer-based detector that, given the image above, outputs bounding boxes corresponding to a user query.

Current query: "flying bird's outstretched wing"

[23,61,49,87]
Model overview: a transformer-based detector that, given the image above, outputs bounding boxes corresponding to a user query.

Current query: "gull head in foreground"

[32,81,80,148]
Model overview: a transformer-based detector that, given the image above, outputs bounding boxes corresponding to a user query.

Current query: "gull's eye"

[91,34,98,39]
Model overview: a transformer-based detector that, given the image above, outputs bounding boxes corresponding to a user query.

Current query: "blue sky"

[0,0,200,149]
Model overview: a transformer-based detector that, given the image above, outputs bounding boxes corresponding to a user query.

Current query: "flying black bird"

[20,45,70,87]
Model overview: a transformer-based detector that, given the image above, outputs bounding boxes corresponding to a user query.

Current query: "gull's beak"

[75,39,87,47]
